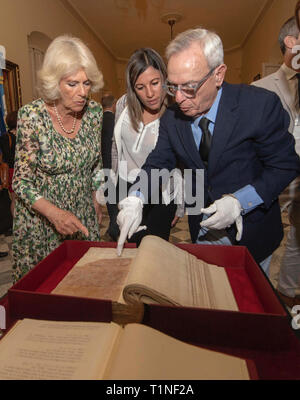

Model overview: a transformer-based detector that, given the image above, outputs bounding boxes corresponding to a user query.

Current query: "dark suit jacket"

[101,111,115,169]
[141,82,300,263]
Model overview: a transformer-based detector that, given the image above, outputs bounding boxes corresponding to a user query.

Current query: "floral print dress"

[12,98,103,282]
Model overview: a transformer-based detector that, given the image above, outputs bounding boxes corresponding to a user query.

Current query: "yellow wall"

[115,60,128,98]
[0,0,119,105]
[1,0,297,101]
[224,48,243,84]
[241,0,297,83]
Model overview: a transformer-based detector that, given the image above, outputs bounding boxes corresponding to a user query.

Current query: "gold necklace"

[54,103,77,134]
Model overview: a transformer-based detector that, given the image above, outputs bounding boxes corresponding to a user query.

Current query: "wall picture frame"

[3,60,22,114]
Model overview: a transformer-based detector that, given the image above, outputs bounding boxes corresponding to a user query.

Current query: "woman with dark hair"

[104,48,183,246]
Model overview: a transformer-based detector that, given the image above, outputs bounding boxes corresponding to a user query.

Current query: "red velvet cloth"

[3,241,299,380]
[226,267,264,313]
[10,241,282,315]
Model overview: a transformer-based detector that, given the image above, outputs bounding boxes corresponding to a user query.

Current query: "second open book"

[0,318,250,380]
[0,237,250,380]
[53,235,238,312]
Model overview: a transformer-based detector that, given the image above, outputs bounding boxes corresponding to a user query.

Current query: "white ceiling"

[67,0,271,60]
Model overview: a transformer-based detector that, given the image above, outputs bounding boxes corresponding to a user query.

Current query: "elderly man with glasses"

[116,28,300,274]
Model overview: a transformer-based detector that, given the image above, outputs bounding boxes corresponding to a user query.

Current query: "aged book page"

[122,236,238,311]
[52,248,137,301]
[105,323,250,380]
[0,319,250,380]
[52,236,238,311]
[0,319,120,380]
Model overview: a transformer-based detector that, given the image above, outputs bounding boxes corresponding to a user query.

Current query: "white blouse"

[119,109,159,183]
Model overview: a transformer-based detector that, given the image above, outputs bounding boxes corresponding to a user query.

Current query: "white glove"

[116,196,146,256]
[200,195,243,241]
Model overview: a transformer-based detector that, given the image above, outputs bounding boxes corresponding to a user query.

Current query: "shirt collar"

[281,63,298,80]
[193,87,222,129]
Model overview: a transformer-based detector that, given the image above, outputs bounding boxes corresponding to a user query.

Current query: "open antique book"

[53,235,238,312]
[0,318,251,380]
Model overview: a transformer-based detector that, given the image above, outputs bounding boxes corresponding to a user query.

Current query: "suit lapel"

[208,83,239,177]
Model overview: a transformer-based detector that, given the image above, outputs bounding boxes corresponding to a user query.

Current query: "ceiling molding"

[224,45,242,54]
[241,0,275,47]
[223,0,274,54]
[115,57,130,63]
[59,0,119,60]
[59,0,275,61]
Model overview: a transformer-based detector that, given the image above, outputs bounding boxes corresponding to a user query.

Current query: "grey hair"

[278,17,299,55]
[37,35,104,101]
[165,28,224,69]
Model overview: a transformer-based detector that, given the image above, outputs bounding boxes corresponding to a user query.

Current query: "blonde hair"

[37,35,104,101]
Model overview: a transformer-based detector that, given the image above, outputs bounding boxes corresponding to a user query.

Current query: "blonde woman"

[12,35,104,281]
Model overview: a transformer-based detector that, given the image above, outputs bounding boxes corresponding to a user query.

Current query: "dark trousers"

[105,202,120,241]
[128,201,176,246]
[0,189,12,234]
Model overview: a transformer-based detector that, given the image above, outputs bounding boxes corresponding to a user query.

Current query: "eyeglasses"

[163,68,215,98]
